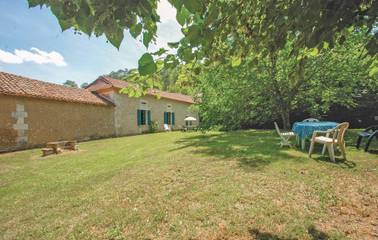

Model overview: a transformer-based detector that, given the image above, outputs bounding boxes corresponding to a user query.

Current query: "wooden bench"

[46,141,64,154]
[42,148,55,157]
[65,141,78,150]
[42,140,78,156]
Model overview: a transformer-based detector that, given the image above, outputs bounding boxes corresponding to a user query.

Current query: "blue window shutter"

[147,110,151,125]
[172,112,175,125]
[137,110,141,126]
[164,112,167,124]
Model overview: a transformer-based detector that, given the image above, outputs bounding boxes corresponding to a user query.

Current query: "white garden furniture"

[302,118,319,122]
[274,122,295,147]
[164,124,171,131]
[308,122,349,162]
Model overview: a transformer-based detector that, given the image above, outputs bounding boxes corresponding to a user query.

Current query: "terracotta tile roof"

[0,71,112,106]
[88,76,195,104]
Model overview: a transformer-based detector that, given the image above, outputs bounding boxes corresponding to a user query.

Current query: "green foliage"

[80,82,89,88]
[197,31,377,130]
[28,0,378,76]
[106,68,130,79]
[28,0,378,130]
[63,80,78,88]
[117,62,195,97]
[138,53,157,76]
[148,120,159,133]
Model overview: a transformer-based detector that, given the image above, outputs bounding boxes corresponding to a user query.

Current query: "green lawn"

[0,130,377,240]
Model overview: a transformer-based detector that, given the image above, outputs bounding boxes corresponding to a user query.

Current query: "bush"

[148,121,159,133]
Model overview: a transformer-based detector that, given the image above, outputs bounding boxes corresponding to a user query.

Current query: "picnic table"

[292,121,338,150]
[42,140,78,156]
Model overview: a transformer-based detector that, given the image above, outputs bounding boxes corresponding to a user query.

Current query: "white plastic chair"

[309,122,349,162]
[302,118,319,122]
[274,122,295,147]
[164,124,171,131]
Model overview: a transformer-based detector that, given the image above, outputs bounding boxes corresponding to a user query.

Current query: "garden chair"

[356,125,378,152]
[274,122,295,147]
[302,118,319,122]
[164,124,171,131]
[308,122,349,162]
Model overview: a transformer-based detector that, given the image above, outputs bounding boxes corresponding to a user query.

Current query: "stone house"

[0,72,198,152]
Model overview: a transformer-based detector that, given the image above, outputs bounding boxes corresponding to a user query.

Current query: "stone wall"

[108,93,198,136]
[0,95,115,152]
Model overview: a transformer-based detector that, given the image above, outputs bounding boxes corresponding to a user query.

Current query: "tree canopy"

[29,0,378,73]
[196,31,377,129]
[29,0,378,129]
[63,80,78,88]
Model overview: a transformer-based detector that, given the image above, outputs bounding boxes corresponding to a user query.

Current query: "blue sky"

[0,0,182,85]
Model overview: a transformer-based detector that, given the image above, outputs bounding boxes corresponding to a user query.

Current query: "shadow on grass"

[249,225,330,240]
[172,130,306,170]
[311,155,357,169]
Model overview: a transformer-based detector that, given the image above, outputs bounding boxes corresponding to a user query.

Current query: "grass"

[0,130,377,240]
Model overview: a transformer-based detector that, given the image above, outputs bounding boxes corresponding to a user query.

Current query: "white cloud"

[0,47,67,66]
[150,0,182,52]
[157,0,177,22]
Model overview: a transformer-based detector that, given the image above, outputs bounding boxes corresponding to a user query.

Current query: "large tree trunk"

[280,108,291,130]
[269,53,292,130]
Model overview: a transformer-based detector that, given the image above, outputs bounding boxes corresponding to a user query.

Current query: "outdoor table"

[292,121,338,150]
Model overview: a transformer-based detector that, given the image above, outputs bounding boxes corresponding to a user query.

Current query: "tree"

[106,68,129,79]
[29,0,377,128]
[118,62,195,96]
[197,31,377,130]
[63,80,78,88]
[80,82,89,88]
[28,0,377,73]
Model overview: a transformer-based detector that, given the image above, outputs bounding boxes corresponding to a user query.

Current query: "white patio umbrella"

[184,116,197,121]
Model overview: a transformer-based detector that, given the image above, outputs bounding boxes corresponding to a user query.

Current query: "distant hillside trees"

[80,82,89,88]
[106,68,130,79]
[63,80,78,88]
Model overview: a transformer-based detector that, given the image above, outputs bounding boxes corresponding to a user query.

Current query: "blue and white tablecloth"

[292,121,339,140]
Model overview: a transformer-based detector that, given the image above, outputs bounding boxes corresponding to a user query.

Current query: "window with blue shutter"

[137,110,141,126]
[147,110,151,125]
[164,112,168,124]
[171,112,175,125]
[137,110,148,126]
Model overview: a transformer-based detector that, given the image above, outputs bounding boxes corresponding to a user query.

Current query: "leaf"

[369,66,378,77]
[169,0,183,10]
[28,0,42,7]
[57,18,75,31]
[168,42,180,48]
[138,53,157,75]
[183,0,203,14]
[143,31,153,48]
[176,6,190,26]
[231,57,242,67]
[130,23,142,38]
[164,54,179,68]
[186,25,201,45]
[323,41,329,49]
[308,47,319,56]
[152,48,168,56]
[105,28,124,49]
[181,48,194,62]
[205,4,218,26]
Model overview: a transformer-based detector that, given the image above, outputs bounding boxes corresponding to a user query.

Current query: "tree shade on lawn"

[0,130,377,239]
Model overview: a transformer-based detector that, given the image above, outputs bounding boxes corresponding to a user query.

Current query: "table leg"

[301,138,306,150]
